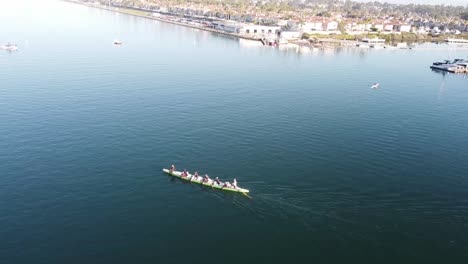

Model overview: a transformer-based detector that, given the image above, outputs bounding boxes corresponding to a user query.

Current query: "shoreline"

[61,0,468,50]
[62,0,263,43]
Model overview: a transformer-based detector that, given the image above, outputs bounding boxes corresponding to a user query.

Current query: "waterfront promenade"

[63,0,264,43]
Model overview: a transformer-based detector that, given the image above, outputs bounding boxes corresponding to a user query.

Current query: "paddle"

[242,192,252,199]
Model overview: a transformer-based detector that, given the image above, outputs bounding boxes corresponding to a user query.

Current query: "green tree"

[338,21,346,34]
[317,11,331,18]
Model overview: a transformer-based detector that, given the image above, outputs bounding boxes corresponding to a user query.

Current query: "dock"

[445,38,468,43]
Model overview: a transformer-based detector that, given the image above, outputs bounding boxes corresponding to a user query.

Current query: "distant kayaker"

[192,172,199,180]
[182,169,188,177]
[170,164,175,172]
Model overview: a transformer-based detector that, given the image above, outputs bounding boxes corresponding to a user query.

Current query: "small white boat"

[1,43,18,51]
[371,83,380,89]
[370,44,384,49]
[396,42,408,49]
[113,39,123,45]
[357,44,370,48]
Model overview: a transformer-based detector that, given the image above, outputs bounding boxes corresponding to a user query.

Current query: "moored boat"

[163,169,249,193]
[370,44,384,49]
[1,43,18,51]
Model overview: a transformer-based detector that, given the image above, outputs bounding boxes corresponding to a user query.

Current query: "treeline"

[103,0,468,21]
[296,0,468,20]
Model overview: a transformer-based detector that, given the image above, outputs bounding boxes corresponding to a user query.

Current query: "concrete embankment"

[62,0,263,43]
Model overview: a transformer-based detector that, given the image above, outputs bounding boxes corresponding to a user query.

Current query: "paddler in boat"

[232,178,238,189]
[203,174,210,183]
[182,169,188,178]
[170,164,175,173]
[193,171,199,180]
[214,177,221,185]
[222,182,232,188]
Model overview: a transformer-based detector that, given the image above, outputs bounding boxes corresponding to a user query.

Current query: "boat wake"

[225,181,364,230]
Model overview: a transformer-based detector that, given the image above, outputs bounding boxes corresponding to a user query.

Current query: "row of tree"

[102,0,468,22]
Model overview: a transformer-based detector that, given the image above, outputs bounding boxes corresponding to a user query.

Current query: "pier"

[445,38,468,43]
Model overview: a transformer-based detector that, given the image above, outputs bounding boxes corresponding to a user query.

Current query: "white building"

[326,21,338,31]
[280,31,301,40]
[398,25,411,33]
[210,21,281,36]
[239,25,281,35]
[212,21,243,33]
[384,24,394,31]
[301,22,323,33]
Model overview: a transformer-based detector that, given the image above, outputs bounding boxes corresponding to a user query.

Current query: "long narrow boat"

[162,169,249,193]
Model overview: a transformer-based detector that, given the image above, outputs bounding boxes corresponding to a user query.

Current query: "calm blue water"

[1,1,468,263]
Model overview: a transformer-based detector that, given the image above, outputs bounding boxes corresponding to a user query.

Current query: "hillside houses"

[92,0,468,37]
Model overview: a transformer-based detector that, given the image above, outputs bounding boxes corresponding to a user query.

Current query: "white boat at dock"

[356,43,370,48]
[432,59,467,66]
[370,44,384,49]
[396,42,408,49]
[357,37,385,49]
[430,59,468,73]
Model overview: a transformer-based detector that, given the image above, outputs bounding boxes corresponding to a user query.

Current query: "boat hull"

[1,46,18,51]
[163,169,249,193]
